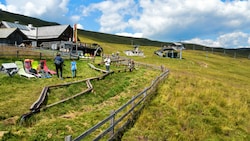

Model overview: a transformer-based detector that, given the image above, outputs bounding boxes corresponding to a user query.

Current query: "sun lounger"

[40,60,56,75]
[35,60,52,78]
[15,61,36,79]
[24,59,41,78]
[31,60,39,70]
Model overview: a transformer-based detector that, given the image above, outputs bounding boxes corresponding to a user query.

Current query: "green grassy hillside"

[122,50,250,140]
[0,56,161,140]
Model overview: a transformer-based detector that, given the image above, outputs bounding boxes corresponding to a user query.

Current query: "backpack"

[54,59,61,65]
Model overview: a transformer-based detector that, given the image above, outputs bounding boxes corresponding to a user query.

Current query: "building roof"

[0,28,18,38]
[1,21,71,40]
[1,21,30,30]
[22,25,71,39]
[171,42,183,46]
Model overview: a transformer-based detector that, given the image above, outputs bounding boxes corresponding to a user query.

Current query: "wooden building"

[155,42,185,59]
[0,21,73,47]
[0,28,27,46]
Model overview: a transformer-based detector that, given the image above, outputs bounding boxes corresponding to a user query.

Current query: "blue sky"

[1,0,250,48]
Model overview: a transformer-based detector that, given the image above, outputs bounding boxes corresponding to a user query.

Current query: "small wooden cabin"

[155,42,185,59]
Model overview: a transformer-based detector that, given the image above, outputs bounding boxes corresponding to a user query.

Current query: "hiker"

[128,59,135,72]
[104,55,111,72]
[54,53,64,79]
[71,59,77,78]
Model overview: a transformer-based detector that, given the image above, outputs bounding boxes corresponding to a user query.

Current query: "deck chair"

[34,60,52,78]
[0,63,19,76]
[31,60,39,70]
[15,61,36,79]
[40,60,56,75]
[24,59,41,78]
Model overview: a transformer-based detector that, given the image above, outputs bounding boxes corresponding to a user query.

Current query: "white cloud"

[82,0,250,48]
[70,15,81,23]
[115,32,143,38]
[3,0,69,23]
[218,32,250,48]
[0,2,7,10]
[82,0,137,33]
[184,38,221,47]
[185,32,250,48]
[76,24,84,30]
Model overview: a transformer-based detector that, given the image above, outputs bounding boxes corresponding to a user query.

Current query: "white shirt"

[104,58,111,66]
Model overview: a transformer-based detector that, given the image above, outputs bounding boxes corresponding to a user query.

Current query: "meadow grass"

[122,50,250,140]
[0,42,249,140]
[0,53,160,140]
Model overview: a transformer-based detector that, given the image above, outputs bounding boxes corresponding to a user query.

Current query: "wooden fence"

[0,46,56,59]
[65,66,169,141]
[184,44,250,59]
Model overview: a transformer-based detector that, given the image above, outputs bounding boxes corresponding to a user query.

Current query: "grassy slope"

[0,55,160,140]
[0,39,249,140]
[122,50,250,140]
[77,34,250,140]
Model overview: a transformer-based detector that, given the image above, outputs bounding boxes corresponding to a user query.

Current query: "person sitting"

[37,61,51,78]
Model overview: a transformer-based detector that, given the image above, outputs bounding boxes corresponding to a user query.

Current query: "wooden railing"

[0,46,56,59]
[65,66,169,141]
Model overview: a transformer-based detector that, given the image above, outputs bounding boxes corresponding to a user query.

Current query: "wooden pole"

[110,110,115,136]
[64,135,72,141]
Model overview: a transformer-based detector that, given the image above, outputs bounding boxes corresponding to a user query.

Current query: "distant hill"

[78,30,168,46]
[0,10,59,27]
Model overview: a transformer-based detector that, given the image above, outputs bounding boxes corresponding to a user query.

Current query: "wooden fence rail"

[65,67,169,141]
[0,47,56,59]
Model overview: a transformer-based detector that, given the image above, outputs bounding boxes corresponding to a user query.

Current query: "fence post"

[110,110,115,137]
[143,92,147,98]
[161,65,164,72]
[65,135,72,141]
[40,52,42,60]
[16,50,19,58]
[143,91,147,103]
[131,96,135,115]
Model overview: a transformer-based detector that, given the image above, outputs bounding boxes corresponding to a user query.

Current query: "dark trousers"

[55,65,63,78]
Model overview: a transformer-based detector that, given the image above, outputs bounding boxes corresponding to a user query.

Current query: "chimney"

[28,24,33,28]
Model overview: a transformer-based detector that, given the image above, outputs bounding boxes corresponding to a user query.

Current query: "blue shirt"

[71,61,77,70]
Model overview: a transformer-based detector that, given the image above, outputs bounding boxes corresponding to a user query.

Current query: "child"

[104,56,111,72]
[71,59,77,78]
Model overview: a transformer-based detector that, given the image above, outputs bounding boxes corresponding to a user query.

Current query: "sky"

[0,0,250,48]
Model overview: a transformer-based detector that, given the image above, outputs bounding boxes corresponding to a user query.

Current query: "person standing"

[71,59,77,78]
[54,53,64,79]
[104,55,111,72]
